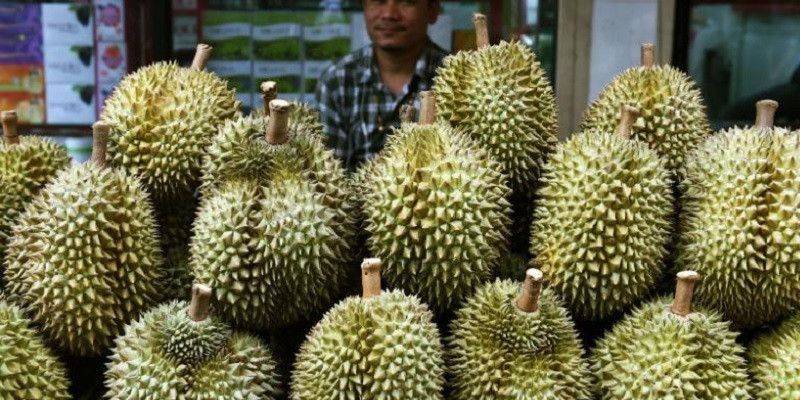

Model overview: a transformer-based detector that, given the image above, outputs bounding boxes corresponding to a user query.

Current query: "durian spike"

[615,105,640,139]
[419,91,436,125]
[670,271,700,317]
[400,103,416,124]
[1,110,19,145]
[91,121,110,166]
[754,99,778,130]
[190,43,213,70]
[640,43,655,68]
[266,99,291,145]
[188,283,213,322]
[473,13,489,49]
[260,81,278,116]
[516,268,544,313]
[361,258,382,299]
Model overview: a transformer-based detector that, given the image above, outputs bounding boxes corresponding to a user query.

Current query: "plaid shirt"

[315,39,448,170]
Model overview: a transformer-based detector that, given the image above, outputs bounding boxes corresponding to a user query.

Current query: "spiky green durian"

[105,294,280,399]
[581,44,710,173]
[3,125,163,356]
[357,120,511,313]
[101,53,240,201]
[190,102,355,330]
[447,273,593,400]
[592,272,750,400]
[677,101,800,329]
[291,260,444,400]
[0,112,69,266]
[0,297,70,399]
[749,313,800,399]
[531,107,673,321]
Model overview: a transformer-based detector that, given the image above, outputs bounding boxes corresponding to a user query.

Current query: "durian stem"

[191,43,213,70]
[516,268,544,313]
[188,283,213,322]
[260,81,278,116]
[419,91,436,125]
[400,103,416,124]
[670,271,699,317]
[616,105,640,139]
[754,99,778,130]
[266,99,291,145]
[640,43,655,68]
[361,258,382,299]
[473,13,489,49]
[91,121,110,166]
[1,110,19,145]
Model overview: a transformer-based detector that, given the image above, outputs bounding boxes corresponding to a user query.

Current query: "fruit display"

[748,313,800,399]
[0,111,69,268]
[447,269,593,400]
[356,91,511,313]
[291,258,444,399]
[531,106,673,321]
[592,271,750,399]
[105,284,281,399]
[582,43,710,174]
[678,100,800,329]
[3,122,163,356]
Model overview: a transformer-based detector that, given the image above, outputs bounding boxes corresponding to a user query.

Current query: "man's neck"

[373,39,427,96]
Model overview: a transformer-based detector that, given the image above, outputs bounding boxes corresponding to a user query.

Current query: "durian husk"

[748,313,800,399]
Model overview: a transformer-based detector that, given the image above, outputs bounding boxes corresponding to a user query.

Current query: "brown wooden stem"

[754,99,778,130]
[188,283,213,322]
[260,81,278,116]
[641,43,655,68]
[362,258,382,299]
[516,268,544,313]
[266,99,291,145]
[670,271,700,317]
[1,110,19,145]
[616,105,640,139]
[91,121,110,166]
[191,43,213,70]
[400,103,416,124]
[419,91,436,125]
[473,13,489,49]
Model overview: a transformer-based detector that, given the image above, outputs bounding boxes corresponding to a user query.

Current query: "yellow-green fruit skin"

[3,163,163,356]
[531,130,673,321]
[190,114,354,330]
[433,41,558,194]
[447,280,593,400]
[291,290,444,400]
[749,313,800,399]
[358,123,511,313]
[105,300,280,399]
[0,137,69,264]
[592,297,750,400]
[677,126,800,329]
[582,65,711,174]
[0,298,70,400]
[101,62,240,201]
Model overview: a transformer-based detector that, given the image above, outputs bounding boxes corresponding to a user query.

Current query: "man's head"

[363,0,440,52]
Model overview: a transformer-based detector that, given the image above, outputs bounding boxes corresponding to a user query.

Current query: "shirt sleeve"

[315,67,349,164]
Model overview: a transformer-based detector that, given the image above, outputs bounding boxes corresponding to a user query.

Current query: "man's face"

[363,0,439,52]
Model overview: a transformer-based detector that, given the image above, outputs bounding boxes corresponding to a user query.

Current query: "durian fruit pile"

[678,100,800,329]
[748,313,800,399]
[3,122,163,356]
[0,111,69,268]
[291,258,444,399]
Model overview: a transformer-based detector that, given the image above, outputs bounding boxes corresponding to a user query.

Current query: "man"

[315,0,447,170]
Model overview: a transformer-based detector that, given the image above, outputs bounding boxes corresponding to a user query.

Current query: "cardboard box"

[0,91,45,124]
[95,0,125,42]
[202,11,251,60]
[45,83,95,124]
[41,3,93,46]
[97,42,126,84]
[43,45,94,84]
[0,64,44,93]
[252,12,301,61]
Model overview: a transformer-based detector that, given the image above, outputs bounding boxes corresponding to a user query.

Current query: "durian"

[105,283,281,399]
[531,106,673,321]
[356,91,511,313]
[582,43,710,174]
[190,89,355,330]
[447,269,593,399]
[748,313,800,399]
[0,111,69,267]
[677,100,800,329]
[101,44,240,201]
[0,296,70,400]
[291,258,444,399]
[3,122,163,356]
[592,271,751,399]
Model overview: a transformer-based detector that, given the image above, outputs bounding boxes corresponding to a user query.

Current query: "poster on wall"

[0,3,45,123]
